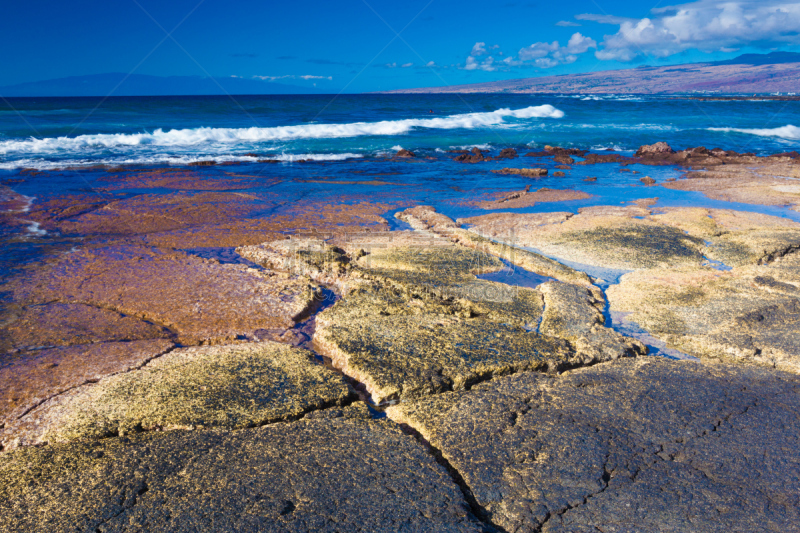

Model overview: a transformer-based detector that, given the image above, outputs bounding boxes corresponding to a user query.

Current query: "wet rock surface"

[9,245,321,345]
[491,167,548,177]
[0,415,486,533]
[6,342,353,448]
[398,206,593,286]
[0,339,174,446]
[389,357,800,533]
[471,187,592,210]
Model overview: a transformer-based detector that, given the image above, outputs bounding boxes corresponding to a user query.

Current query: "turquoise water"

[0,94,798,170]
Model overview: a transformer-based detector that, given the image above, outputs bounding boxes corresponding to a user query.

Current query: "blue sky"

[2,0,799,92]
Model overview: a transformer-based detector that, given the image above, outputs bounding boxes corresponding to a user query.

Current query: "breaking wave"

[708,125,800,140]
[0,105,564,155]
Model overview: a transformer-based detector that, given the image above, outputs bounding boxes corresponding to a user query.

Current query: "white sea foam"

[708,125,800,140]
[0,153,364,170]
[0,105,564,156]
[449,143,493,150]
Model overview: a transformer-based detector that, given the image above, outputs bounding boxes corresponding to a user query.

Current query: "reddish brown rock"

[9,246,321,345]
[636,142,675,157]
[452,147,486,163]
[491,167,548,177]
[0,339,174,444]
[471,188,592,210]
[395,149,416,158]
[0,303,168,354]
[640,176,656,185]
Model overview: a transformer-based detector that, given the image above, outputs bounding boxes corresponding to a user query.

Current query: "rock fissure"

[13,342,179,422]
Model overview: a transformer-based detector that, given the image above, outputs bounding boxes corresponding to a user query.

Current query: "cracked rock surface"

[0,339,174,448]
[388,357,800,533]
[0,413,487,533]
[609,254,800,373]
[9,245,321,345]
[4,342,353,448]
[313,235,644,403]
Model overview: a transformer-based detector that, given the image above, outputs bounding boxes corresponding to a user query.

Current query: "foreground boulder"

[0,416,486,532]
[635,141,675,156]
[389,357,800,533]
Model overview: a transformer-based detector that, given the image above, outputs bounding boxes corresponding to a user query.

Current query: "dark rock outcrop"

[395,149,416,158]
[491,168,548,177]
[389,358,800,533]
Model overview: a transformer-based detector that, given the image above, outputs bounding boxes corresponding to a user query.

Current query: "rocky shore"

[2,143,800,532]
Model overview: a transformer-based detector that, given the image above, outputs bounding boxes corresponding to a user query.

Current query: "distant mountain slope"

[0,73,322,97]
[380,53,800,95]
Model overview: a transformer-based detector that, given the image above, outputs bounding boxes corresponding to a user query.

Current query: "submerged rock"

[388,357,800,533]
[4,342,353,448]
[0,416,486,532]
[395,148,416,158]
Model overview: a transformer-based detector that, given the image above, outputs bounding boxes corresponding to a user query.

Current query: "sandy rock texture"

[461,205,706,270]
[0,339,174,449]
[9,245,321,345]
[608,254,800,373]
[3,342,353,449]
[398,206,593,286]
[0,416,486,533]
[388,357,800,533]
[310,228,644,403]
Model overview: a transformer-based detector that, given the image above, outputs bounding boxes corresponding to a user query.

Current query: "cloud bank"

[584,0,800,61]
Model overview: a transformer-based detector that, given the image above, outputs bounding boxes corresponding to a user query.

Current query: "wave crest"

[708,125,800,140]
[0,105,564,155]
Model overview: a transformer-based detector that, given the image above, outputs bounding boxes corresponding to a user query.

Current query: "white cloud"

[590,0,800,61]
[386,62,397,68]
[503,56,523,66]
[471,42,488,56]
[401,62,413,68]
[253,75,332,81]
[518,32,597,67]
[576,13,635,25]
[464,55,496,71]
[556,20,581,27]
[426,61,436,67]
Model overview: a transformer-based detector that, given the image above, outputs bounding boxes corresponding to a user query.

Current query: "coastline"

[2,121,800,529]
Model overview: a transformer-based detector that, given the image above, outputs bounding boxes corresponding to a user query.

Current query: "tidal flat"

[2,94,800,531]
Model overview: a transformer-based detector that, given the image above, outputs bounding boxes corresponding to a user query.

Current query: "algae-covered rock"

[0,416,486,532]
[388,358,800,533]
[11,342,352,447]
[539,281,646,363]
[0,339,174,449]
[397,206,593,286]
[316,312,571,403]
[462,207,705,270]
[608,256,800,373]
